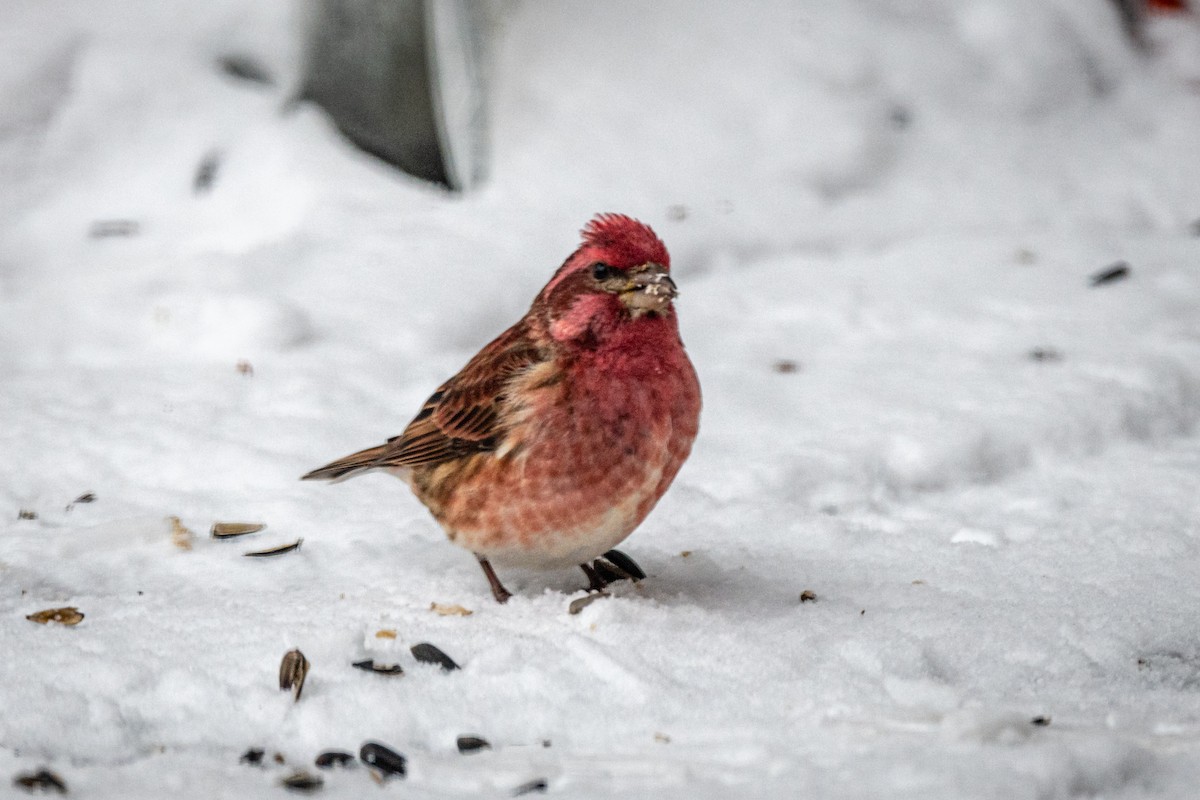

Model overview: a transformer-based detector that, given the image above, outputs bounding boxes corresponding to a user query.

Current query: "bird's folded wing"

[377,322,546,469]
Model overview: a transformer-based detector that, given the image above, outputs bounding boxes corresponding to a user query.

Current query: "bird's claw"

[580,549,646,592]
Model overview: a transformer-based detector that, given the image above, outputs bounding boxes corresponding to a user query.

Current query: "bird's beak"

[619,263,677,315]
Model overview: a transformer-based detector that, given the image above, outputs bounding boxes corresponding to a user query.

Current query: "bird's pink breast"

[430,327,700,569]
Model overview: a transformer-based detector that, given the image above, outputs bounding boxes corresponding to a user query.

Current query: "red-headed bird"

[302,214,701,602]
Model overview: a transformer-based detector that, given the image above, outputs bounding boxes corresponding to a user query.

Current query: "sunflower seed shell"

[411,643,459,671]
[244,538,302,557]
[211,522,266,539]
[359,741,406,778]
[26,607,84,626]
[279,649,310,701]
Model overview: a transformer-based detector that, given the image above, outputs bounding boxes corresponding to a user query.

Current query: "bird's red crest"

[580,213,670,270]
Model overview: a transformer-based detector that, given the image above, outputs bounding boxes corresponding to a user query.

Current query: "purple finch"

[303,214,701,602]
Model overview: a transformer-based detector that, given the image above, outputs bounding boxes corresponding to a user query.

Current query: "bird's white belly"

[474,461,665,570]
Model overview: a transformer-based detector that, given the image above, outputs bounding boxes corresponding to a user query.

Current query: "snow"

[3,0,1200,797]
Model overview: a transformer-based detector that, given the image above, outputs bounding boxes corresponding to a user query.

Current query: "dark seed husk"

[211,522,266,539]
[279,649,310,701]
[280,770,323,792]
[14,769,67,794]
[351,659,403,676]
[799,590,817,603]
[513,778,548,796]
[568,593,608,615]
[192,150,221,194]
[18,509,37,520]
[456,735,491,754]
[240,748,265,765]
[217,54,276,86]
[244,538,302,557]
[88,220,139,238]
[411,643,459,671]
[1089,261,1130,286]
[65,491,98,511]
[773,359,800,373]
[1031,715,1052,726]
[602,549,646,580]
[314,751,355,769]
[1028,347,1063,362]
[359,742,406,778]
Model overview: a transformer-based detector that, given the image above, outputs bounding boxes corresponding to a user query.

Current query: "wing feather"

[303,320,550,481]
[365,321,544,470]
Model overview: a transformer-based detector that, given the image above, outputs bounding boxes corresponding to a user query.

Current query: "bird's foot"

[580,549,646,592]
[476,556,512,604]
[579,562,609,592]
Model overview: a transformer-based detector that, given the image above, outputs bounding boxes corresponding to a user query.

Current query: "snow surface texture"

[3,1,1200,797]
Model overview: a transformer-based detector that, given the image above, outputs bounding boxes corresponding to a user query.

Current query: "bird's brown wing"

[389,323,545,467]
[301,321,545,481]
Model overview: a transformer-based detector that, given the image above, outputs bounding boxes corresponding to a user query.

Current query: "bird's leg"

[579,562,610,593]
[476,556,512,604]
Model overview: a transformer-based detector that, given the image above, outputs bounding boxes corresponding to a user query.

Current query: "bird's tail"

[300,443,391,483]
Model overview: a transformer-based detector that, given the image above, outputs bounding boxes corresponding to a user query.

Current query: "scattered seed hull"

[244,538,302,557]
[411,643,459,671]
[1028,347,1063,362]
[315,751,354,768]
[167,515,194,550]
[773,359,800,373]
[211,522,266,538]
[456,735,491,753]
[280,770,323,792]
[359,741,406,778]
[26,607,84,626]
[513,778,548,796]
[279,648,310,701]
[193,150,221,193]
[1090,261,1130,286]
[351,659,404,675]
[240,748,265,765]
[568,593,608,615]
[218,54,276,86]
[14,769,67,794]
[430,602,473,616]
[88,220,139,238]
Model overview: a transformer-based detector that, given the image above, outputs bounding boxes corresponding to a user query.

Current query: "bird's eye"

[591,263,612,281]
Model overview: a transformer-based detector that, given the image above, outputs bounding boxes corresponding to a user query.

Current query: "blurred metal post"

[303,0,488,191]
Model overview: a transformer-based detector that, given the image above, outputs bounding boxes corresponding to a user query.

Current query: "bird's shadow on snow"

[525,547,823,618]
[640,551,812,614]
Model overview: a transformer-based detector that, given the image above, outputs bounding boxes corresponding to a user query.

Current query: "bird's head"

[536,214,678,348]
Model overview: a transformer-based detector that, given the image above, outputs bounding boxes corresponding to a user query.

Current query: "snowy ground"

[3,1,1200,797]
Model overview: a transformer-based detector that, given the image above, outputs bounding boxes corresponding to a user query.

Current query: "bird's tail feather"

[300,443,390,483]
